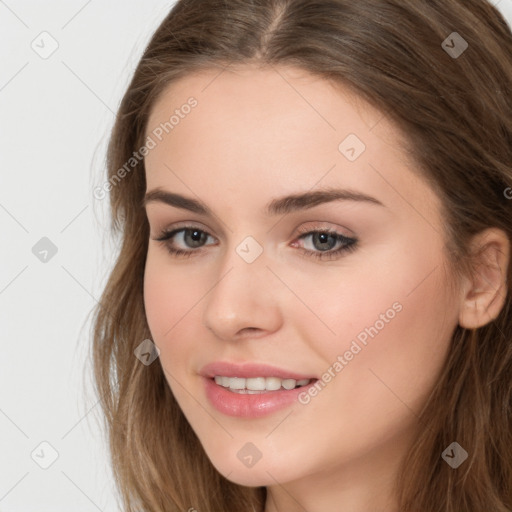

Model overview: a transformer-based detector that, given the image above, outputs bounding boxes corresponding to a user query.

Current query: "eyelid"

[291,226,357,248]
[151,220,216,239]
[294,221,354,238]
[153,221,358,261]
[151,219,352,239]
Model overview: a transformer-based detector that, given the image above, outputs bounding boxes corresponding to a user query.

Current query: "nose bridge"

[202,236,281,339]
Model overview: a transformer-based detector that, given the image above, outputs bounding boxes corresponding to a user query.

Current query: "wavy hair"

[91,1,512,510]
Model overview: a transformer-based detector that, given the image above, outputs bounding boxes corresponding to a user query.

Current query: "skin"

[142,64,509,512]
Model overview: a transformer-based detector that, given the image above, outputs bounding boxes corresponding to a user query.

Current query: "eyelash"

[153,225,358,261]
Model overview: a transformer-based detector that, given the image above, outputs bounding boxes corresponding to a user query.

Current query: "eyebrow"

[143,187,385,216]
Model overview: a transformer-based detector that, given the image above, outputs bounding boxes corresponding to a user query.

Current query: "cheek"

[143,250,202,350]
[143,260,173,341]
[143,252,208,418]
[298,244,457,422]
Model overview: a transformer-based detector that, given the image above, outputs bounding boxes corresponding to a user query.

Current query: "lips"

[200,361,316,381]
[214,375,312,392]
[200,361,318,418]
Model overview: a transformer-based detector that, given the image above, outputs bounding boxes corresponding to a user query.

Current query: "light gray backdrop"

[1,1,511,510]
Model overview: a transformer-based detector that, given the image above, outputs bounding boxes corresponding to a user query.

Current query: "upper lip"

[200,361,317,380]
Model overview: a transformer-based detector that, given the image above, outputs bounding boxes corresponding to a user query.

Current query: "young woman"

[91,1,512,510]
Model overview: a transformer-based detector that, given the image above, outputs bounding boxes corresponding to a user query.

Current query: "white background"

[1,1,511,510]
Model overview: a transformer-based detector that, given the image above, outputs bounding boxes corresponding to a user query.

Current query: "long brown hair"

[91,1,512,510]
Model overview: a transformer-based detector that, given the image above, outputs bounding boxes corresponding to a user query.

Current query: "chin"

[223,469,273,487]
[204,448,296,487]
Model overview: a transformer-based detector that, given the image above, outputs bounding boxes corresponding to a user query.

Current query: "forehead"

[146,64,390,155]
[144,65,440,221]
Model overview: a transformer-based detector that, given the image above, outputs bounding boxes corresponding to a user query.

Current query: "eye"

[152,225,358,261]
[153,226,216,257]
[293,228,358,261]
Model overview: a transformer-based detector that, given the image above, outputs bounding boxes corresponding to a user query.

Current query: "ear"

[458,227,510,329]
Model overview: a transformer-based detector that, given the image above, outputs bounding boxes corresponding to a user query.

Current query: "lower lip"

[203,377,316,418]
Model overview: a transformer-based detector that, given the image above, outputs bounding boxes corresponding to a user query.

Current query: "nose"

[202,247,283,341]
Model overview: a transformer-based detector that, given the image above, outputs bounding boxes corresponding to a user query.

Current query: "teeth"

[265,377,282,391]
[282,379,296,390]
[230,377,246,390]
[246,377,266,390]
[213,376,312,392]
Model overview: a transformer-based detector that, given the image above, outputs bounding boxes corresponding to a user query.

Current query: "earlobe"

[458,227,510,329]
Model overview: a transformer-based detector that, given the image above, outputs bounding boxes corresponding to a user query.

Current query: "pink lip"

[200,361,316,380]
[200,361,318,418]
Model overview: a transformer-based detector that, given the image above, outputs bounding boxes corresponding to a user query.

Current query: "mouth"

[211,375,315,394]
[200,361,319,418]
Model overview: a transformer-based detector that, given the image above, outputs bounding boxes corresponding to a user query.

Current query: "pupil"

[313,232,336,251]
[186,229,205,247]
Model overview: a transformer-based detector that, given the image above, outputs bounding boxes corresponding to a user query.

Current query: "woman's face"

[143,65,460,497]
